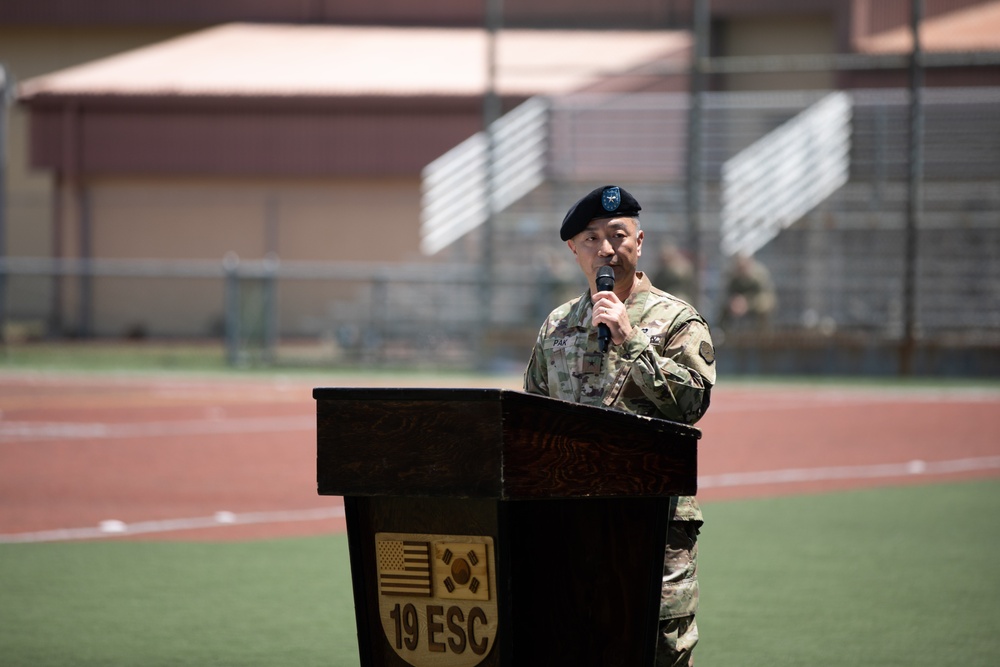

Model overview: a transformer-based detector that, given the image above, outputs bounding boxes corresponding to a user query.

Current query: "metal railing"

[720,91,852,257]
[420,97,549,256]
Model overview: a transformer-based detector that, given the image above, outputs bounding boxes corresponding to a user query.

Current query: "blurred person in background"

[652,239,696,304]
[534,245,584,322]
[719,252,777,337]
[524,185,715,666]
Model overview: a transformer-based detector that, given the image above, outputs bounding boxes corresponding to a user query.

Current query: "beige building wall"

[2,26,192,256]
[87,176,422,262]
[68,176,423,337]
[718,16,837,91]
[2,26,191,335]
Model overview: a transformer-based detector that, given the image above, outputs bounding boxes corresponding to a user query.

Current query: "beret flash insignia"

[601,186,621,212]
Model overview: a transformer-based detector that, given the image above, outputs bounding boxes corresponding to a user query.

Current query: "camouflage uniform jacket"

[523,272,716,524]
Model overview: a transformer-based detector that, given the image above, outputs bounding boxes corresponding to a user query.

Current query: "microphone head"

[595,266,616,293]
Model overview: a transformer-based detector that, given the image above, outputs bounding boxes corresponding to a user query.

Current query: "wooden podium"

[314,388,699,667]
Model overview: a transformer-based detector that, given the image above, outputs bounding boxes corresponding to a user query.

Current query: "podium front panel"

[315,388,697,666]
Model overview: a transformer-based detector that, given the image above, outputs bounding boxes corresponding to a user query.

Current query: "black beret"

[559,185,641,241]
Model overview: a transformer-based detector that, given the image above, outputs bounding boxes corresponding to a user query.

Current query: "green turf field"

[2,479,998,666]
[698,478,1000,667]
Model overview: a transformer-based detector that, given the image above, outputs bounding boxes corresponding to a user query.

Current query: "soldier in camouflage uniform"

[524,185,716,667]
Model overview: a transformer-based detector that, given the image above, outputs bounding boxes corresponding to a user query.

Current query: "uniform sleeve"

[522,332,550,396]
[609,318,716,424]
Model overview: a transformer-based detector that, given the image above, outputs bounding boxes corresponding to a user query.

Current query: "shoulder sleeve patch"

[699,339,716,365]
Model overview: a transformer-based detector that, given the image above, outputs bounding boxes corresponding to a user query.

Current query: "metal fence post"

[262,253,279,364]
[902,0,925,375]
[685,0,709,310]
[223,252,241,366]
[478,0,503,370]
[370,273,388,365]
[0,64,9,346]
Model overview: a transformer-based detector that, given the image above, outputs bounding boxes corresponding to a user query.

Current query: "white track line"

[698,455,1000,489]
[708,388,1000,413]
[3,457,998,544]
[0,416,314,442]
[0,506,346,544]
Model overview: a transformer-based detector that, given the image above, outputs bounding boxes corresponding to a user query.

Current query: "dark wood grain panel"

[317,391,503,498]
[500,393,698,499]
[315,388,699,500]
[503,497,669,665]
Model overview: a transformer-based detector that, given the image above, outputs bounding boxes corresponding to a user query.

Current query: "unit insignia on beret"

[601,186,621,212]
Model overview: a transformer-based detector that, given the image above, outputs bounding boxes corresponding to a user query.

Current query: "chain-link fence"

[497,87,1000,375]
[2,87,999,375]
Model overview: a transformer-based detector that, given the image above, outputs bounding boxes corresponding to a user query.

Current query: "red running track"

[1,372,998,543]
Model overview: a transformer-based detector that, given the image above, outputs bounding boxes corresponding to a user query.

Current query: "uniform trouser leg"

[655,520,700,666]
[656,615,698,666]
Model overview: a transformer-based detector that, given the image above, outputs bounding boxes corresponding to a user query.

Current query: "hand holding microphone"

[595,266,616,353]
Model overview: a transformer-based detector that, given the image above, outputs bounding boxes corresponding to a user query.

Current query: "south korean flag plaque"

[375,532,498,667]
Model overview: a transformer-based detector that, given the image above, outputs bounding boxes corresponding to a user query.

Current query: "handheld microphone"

[595,266,615,353]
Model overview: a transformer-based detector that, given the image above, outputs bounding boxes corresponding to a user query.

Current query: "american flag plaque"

[375,532,497,667]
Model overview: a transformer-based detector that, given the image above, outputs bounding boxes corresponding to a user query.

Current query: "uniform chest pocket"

[542,331,590,400]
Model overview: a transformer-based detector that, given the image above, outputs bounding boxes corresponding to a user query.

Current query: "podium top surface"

[315,387,699,500]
